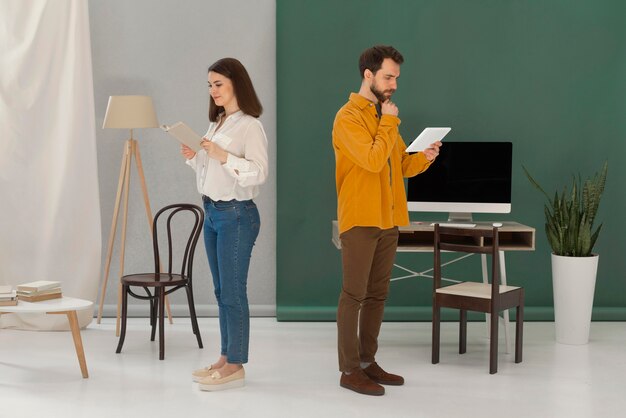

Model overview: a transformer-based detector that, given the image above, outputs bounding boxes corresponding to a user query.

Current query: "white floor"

[0,318,625,418]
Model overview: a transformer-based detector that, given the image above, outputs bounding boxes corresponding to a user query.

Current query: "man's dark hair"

[358,45,404,79]
[208,57,263,121]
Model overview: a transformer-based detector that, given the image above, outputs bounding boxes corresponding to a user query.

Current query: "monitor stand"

[447,212,473,223]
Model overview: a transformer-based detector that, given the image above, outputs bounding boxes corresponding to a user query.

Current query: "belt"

[202,195,250,205]
[202,195,228,204]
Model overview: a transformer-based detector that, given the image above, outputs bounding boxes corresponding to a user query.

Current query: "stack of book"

[0,285,18,306]
[17,280,62,302]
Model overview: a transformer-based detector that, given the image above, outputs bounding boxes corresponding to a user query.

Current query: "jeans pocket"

[244,204,260,236]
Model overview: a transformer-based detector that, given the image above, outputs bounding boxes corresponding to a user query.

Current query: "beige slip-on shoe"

[198,367,245,392]
[192,366,219,383]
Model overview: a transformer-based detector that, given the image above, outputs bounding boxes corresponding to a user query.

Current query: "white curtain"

[0,0,100,330]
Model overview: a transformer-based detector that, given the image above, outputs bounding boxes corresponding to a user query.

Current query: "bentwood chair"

[116,203,204,360]
[431,224,525,374]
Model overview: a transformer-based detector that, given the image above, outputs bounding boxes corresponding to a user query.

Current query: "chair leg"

[432,305,441,364]
[150,294,158,342]
[149,297,154,327]
[489,309,499,374]
[159,287,165,360]
[116,284,129,353]
[459,310,467,354]
[515,299,524,364]
[185,285,203,349]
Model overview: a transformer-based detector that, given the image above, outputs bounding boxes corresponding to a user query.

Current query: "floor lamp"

[97,95,173,336]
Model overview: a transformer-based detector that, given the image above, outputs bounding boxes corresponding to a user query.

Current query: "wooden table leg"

[49,311,89,378]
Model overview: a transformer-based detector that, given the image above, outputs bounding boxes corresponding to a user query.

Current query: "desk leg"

[48,311,89,378]
[481,254,490,335]
[499,251,512,354]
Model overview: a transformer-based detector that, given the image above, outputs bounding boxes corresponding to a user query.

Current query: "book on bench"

[16,281,62,302]
[0,287,18,306]
[17,280,61,293]
[18,291,62,302]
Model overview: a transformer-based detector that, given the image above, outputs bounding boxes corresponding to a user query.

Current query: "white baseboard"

[98,304,276,318]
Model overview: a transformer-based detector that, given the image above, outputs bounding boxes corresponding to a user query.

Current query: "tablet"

[161,122,203,152]
[406,127,451,152]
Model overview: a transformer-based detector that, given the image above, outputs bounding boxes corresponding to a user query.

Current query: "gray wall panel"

[89,0,276,316]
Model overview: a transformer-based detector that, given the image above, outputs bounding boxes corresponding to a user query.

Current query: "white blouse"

[186,110,268,201]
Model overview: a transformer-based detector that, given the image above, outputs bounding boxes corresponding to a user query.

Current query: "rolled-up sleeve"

[223,120,268,187]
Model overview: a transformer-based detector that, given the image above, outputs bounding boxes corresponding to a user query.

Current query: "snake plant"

[523,162,607,257]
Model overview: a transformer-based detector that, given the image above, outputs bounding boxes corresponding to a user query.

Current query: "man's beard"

[370,82,394,103]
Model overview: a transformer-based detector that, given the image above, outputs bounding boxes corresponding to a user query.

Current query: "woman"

[182,58,268,391]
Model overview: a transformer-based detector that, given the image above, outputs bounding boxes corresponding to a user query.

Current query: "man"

[332,45,441,396]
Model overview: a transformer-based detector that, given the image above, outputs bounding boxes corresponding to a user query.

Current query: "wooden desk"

[332,221,535,252]
[332,220,535,352]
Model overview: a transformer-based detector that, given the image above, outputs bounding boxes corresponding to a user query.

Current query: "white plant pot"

[551,253,599,345]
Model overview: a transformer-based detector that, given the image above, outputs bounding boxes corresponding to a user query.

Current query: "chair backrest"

[433,224,501,300]
[152,203,204,281]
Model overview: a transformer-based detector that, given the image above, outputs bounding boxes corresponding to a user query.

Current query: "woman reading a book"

[181,57,268,391]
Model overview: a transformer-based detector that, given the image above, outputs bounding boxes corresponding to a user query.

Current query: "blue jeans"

[202,195,260,364]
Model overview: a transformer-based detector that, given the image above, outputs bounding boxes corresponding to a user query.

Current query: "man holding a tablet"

[332,45,441,396]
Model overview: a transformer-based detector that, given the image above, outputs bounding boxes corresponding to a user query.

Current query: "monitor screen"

[407,142,512,217]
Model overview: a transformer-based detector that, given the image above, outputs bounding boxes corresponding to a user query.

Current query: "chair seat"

[436,281,520,299]
[121,273,188,287]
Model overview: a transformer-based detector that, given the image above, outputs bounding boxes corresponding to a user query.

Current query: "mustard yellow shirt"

[333,93,432,234]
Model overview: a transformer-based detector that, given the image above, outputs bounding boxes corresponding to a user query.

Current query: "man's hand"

[381,99,399,117]
[423,141,442,161]
[201,139,228,164]
[181,144,196,160]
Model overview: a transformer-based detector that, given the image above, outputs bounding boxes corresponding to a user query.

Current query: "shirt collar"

[218,109,245,123]
[349,92,377,110]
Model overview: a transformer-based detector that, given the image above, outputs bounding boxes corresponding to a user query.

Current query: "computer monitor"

[407,142,512,222]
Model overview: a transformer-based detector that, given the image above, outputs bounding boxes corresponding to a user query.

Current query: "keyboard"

[430,222,477,228]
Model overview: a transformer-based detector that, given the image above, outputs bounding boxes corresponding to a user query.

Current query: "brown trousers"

[337,226,399,372]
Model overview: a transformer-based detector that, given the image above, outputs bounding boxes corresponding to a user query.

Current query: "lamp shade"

[102,95,159,129]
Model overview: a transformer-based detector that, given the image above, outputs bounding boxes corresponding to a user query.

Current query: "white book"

[0,284,13,294]
[17,286,61,296]
[161,122,203,152]
[0,290,17,300]
[17,280,61,292]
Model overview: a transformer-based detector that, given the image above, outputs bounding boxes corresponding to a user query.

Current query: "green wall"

[276,0,626,321]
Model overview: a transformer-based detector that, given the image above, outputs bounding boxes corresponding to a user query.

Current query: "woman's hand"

[201,139,229,164]
[181,144,196,160]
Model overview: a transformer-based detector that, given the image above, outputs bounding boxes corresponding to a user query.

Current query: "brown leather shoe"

[340,368,385,396]
[363,362,404,386]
